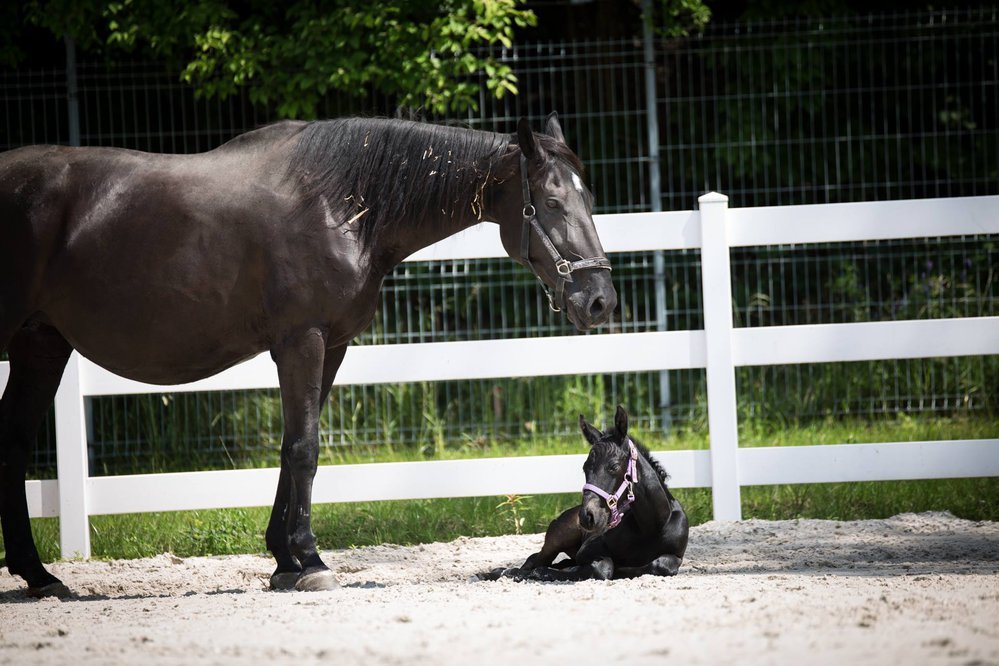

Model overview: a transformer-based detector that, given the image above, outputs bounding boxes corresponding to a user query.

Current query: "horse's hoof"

[27,582,72,599]
[295,569,339,592]
[270,571,301,591]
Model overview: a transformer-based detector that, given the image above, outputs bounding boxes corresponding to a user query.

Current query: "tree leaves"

[17,0,537,118]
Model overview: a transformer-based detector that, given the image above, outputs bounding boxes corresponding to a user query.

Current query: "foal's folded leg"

[614,554,683,579]
[526,556,614,582]
[520,505,584,573]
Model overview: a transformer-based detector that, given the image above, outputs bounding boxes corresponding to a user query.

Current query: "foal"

[491,406,688,581]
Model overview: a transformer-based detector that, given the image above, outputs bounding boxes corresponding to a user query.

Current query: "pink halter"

[582,439,639,529]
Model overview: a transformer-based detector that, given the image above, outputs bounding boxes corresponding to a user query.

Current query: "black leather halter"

[519,154,612,312]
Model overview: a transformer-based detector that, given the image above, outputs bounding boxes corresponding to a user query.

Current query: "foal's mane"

[287,117,511,247]
[630,437,671,486]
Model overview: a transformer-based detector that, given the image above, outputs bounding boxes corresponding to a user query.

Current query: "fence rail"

[6,194,999,559]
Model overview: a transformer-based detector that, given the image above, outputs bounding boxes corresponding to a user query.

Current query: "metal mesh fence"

[1,8,995,474]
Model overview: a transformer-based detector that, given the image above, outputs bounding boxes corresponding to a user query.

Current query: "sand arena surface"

[1,512,997,665]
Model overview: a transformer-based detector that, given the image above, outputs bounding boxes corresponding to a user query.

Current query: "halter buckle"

[606,496,617,509]
[555,259,573,277]
[522,203,536,218]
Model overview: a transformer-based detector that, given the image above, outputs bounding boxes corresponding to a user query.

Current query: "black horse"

[0,113,617,596]
[487,406,688,581]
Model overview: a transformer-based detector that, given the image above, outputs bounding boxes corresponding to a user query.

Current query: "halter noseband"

[519,153,612,312]
[582,439,639,530]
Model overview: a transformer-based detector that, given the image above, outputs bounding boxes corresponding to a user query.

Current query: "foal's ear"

[579,414,602,446]
[614,405,629,440]
[517,117,544,161]
[544,111,566,143]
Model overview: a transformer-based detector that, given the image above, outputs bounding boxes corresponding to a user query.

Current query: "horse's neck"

[370,208,485,274]
[632,455,672,532]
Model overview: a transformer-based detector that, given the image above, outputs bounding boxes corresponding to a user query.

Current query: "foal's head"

[578,405,638,534]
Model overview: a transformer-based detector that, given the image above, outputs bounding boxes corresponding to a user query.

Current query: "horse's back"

[0,135,310,382]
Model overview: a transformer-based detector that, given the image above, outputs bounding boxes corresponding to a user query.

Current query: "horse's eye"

[608,464,620,474]
[545,198,561,210]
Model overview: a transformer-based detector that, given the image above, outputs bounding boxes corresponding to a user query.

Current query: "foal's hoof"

[27,582,72,599]
[295,569,339,592]
[270,571,301,591]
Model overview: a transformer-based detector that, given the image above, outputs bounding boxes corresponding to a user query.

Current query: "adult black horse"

[0,113,616,596]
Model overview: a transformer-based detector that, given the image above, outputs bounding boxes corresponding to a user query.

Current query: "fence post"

[64,36,81,147]
[698,192,742,520]
[641,0,672,433]
[54,351,91,558]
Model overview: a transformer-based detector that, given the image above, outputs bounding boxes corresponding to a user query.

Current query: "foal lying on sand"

[485,406,689,582]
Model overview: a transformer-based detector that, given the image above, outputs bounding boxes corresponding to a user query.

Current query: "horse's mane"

[286,117,587,248]
[286,118,509,248]
[630,436,671,487]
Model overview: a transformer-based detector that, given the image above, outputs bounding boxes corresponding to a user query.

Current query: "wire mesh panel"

[658,8,999,209]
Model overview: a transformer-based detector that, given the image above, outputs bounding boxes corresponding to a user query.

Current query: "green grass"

[5,415,999,564]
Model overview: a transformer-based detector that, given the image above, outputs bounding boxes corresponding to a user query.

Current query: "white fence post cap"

[698,191,729,204]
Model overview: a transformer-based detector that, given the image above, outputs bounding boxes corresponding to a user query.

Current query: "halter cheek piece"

[519,154,612,312]
[582,439,639,530]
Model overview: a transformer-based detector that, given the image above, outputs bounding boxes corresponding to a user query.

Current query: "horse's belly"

[42,302,269,385]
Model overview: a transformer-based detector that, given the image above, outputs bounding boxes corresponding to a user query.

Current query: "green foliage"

[16,0,537,118]
[496,494,532,534]
[645,0,712,38]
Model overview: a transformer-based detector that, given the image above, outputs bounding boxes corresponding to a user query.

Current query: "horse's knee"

[652,555,682,577]
[591,558,614,580]
[281,436,319,475]
[522,552,544,571]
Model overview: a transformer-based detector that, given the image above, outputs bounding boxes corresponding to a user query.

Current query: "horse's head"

[494,113,617,331]
[578,405,637,534]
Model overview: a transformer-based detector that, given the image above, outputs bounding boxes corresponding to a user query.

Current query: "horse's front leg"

[525,556,615,582]
[267,334,346,591]
[524,535,614,582]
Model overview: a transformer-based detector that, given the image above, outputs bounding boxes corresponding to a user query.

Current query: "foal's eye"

[545,198,561,210]
[608,464,620,474]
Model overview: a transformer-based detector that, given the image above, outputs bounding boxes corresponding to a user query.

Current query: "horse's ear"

[517,117,543,161]
[579,414,601,446]
[544,112,566,143]
[614,405,629,440]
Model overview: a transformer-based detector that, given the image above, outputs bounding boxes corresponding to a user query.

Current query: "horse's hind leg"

[614,554,683,579]
[0,322,73,596]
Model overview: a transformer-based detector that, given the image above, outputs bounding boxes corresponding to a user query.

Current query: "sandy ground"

[0,511,996,665]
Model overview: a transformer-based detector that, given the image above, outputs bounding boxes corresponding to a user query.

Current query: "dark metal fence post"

[643,0,672,432]
[65,36,80,147]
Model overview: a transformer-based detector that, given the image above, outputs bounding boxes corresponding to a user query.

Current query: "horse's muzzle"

[565,273,617,331]
[578,496,611,535]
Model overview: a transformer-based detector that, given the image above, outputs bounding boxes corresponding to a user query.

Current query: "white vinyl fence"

[4,193,999,560]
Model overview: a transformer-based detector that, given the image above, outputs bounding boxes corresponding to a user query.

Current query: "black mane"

[288,118,511,248]
[287,117,588,248]
[630,436,671,486]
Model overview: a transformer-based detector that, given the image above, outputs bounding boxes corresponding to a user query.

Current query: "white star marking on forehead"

[571,172,584,193]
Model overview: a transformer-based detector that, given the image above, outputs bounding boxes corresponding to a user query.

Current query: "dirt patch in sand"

[1,512,997,665]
